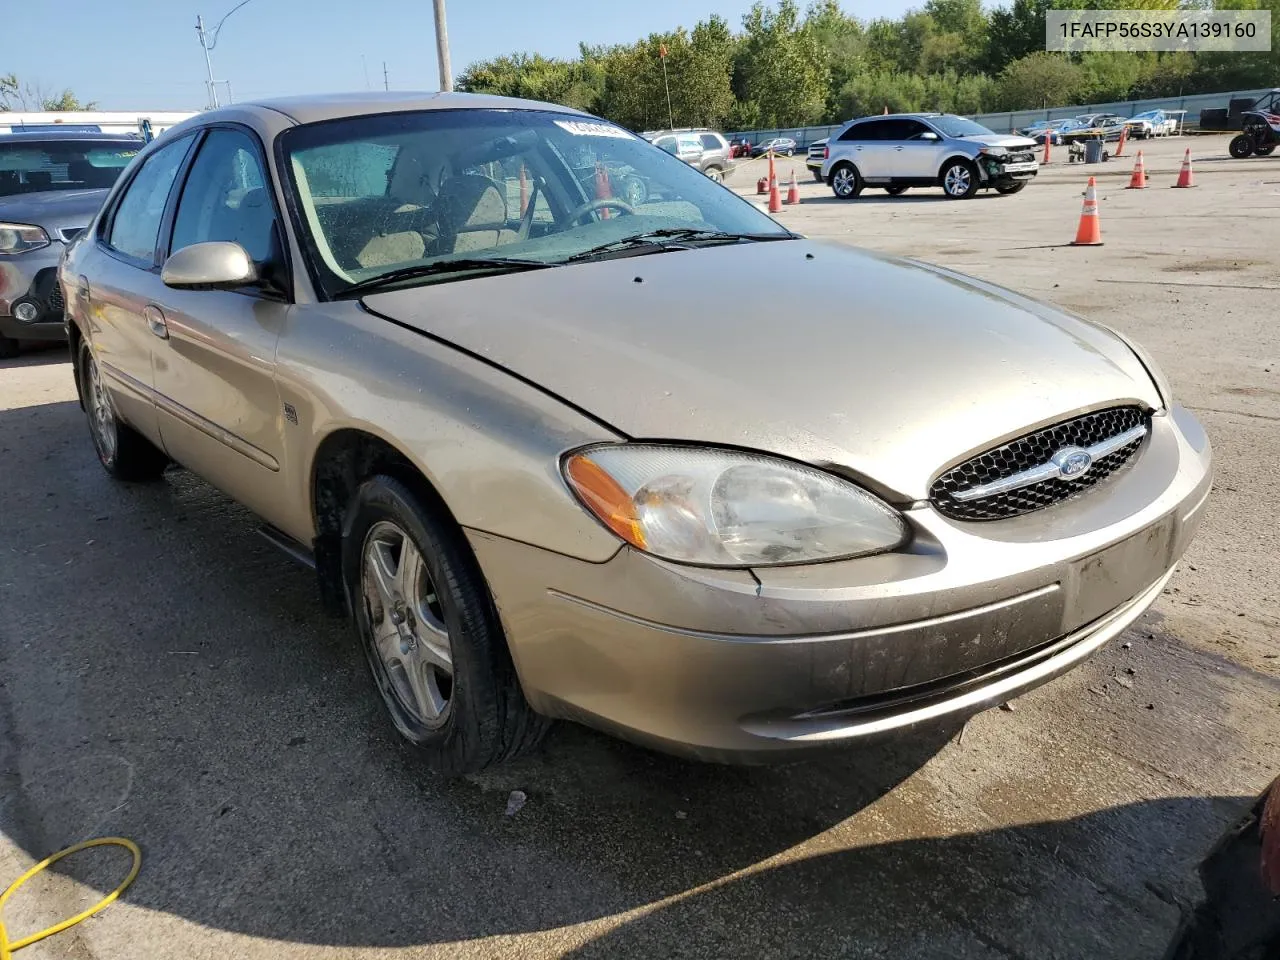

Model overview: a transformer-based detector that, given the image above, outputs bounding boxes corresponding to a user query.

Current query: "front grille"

[1007,152,1036,164]
[930,406,1149,521]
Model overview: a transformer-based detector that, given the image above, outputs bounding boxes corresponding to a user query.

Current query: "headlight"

[979,146,1008,157]
[0,222,51,255]
[563,445,908,567]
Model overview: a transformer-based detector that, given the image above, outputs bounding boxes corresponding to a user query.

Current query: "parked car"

[806,139,827,179]
[821,113,1039,199]
[752,137,796,157]
[1070,114,1129,141]
[643,128,736,183]
[1126,110,1178,139]
[1019,119,1071,145]
[0,130,143,358]
[730,137,753,159]
[64,92,1210,773]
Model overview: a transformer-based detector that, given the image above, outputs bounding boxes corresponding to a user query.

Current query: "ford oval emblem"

[1052,447,1094,479]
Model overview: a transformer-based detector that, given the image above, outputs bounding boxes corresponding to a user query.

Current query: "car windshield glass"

[930,116,996,138]
[0,139,140,197]
[281,109,790,298]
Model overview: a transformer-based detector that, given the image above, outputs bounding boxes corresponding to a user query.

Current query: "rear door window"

[105,135,195,263]
[839,121,883,142]
[699,133,723,152]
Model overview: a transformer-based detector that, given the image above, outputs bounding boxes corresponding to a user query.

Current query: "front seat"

[434,173,515,253]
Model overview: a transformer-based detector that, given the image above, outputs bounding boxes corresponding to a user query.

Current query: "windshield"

[280,109,790,298]
[930,116,995,139]
[0,139,139,198]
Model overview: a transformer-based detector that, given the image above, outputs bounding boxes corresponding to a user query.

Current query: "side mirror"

[161,241,258,290]
[920,131,941,141]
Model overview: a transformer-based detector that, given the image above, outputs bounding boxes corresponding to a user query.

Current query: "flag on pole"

[659,43,668,58]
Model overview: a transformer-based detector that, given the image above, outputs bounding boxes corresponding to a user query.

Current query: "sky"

[2,0,919,111]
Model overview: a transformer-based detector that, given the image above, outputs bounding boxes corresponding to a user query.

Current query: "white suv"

[820,113,1039,200]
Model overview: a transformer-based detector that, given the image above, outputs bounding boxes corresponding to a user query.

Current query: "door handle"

[895,146,904,151]
[143,304,169,340]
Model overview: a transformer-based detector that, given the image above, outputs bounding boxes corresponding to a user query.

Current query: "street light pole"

[196,0,257,110]
[432,0,452,92]
[196,15,219,108]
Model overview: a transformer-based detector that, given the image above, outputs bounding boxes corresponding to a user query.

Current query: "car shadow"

[0,398,955,948]
[0,340,69,367]
[800,191,1012,206]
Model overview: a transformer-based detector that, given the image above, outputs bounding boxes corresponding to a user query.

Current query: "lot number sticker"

[554,120,634,140]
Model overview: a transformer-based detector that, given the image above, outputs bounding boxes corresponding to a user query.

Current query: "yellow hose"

[0,837,141,959]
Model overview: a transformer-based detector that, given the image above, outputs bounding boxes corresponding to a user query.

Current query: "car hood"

[363,240,1160,501]
[962,133,1039,150]
[0,188,110,233]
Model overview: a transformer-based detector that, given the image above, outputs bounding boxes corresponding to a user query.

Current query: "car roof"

[851,113,944,123]
[0,130,143,143]
[211,91,587,127]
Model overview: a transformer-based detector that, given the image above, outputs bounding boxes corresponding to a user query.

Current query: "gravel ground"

[0,133,1276,960]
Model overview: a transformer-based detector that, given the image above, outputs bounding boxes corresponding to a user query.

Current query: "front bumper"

[0,243,69,342]
[473,405,1211,762]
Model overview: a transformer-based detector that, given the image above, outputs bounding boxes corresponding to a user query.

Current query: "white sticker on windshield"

[554,120,633,140]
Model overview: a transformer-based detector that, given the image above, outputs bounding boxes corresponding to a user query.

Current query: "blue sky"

[3,0,918,111]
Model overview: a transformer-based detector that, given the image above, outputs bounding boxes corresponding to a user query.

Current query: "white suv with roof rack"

[819,113,1039,200]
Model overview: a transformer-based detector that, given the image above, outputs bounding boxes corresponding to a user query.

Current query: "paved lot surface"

[1,134,1277,959]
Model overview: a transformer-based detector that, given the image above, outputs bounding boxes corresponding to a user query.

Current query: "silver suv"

[643,129,735,183]
[820,113,1039,200]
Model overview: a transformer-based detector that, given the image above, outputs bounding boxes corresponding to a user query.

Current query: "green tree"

[0,76,96,111]
[997,51,1087,110]
[735,0,829,126]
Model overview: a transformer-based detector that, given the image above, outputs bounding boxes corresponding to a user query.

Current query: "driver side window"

[171,129,277,265]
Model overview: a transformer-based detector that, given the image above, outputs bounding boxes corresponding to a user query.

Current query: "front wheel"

[79,342,169,481]
[812,169,823,182]
[343,474,549,774]
[940,159,979,199]
[1229,134,1254,159]
[994,181,1027,195]
[884,185,909,196]
[704,166,723,183]
[1256,144,1277,157]
[830,163,862,199]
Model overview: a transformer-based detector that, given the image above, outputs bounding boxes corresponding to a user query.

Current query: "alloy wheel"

[361,520,454,728]
[86,351,117,462]
[944,165,972,197]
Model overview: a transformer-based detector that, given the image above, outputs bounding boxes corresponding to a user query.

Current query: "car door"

[147,125,292,524]
[843,119,894,179]
[84,134,197,441]
[891,119,947,179]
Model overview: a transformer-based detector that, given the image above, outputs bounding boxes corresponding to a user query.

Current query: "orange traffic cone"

[1114,124,1128,158]
[519,164,529,216]
[767,151,782,213]
[784,169,800,205]
[594,160,613,218]
[1172,149,1195,188]
[1126,150,1147,189]
[1071,176,1103,246]
[1042,133,1052,165]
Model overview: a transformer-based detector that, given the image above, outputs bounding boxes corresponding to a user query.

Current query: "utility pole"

[659,43,674,130]
[433,0,452,91]
[383,62,389,91]
[196,15,219,108]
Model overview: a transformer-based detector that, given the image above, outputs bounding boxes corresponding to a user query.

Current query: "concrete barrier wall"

[728,87,1274,147]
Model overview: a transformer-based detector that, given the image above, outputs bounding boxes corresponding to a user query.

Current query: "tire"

[79,342,169,481]
[1256,144,1276,157]
[1229,134,1254,159]
[622,175,648,206]
[830,162,862,199]
[812,170,823,182]
[342,473,548,774]
[0,334,18,360]
[941,159,979,199]
[704,166,723,184]
[994,181,1027,195]
[884,185,909,196]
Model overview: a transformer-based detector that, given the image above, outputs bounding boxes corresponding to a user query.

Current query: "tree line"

[458,0,1280,132]
[0,74,97,112]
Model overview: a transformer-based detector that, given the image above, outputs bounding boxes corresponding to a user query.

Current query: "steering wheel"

[566,197,636,225]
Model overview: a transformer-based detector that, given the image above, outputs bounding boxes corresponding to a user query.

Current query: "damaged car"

[821,112,1039,199]
[63,93,1209,773]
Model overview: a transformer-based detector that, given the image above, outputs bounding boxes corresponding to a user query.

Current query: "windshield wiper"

[340,256,556,298]
[563,228,794,264]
